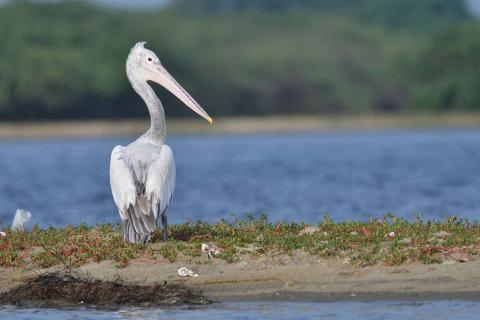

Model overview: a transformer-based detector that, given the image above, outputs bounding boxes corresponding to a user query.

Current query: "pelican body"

[110,42,212,243]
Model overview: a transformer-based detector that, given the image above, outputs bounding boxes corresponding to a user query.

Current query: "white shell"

[201,243,209,252]
[177,267,195,277]
[201,243,224,259]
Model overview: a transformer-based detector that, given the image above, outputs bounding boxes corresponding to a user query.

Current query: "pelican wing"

[110,145,137,220]
[110,144,175,240]
[145,144,176,220]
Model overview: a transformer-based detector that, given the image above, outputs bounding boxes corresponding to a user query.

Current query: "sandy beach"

[2,253,480,302]
[1,113,480,139]
[2,218,480,304]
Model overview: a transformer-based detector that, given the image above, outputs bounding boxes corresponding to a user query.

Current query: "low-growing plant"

[0,215,479,269]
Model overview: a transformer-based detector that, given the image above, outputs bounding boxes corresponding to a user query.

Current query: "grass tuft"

[1,215,479,269]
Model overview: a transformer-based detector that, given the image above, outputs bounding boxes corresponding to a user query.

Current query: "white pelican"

[110,42,212,243]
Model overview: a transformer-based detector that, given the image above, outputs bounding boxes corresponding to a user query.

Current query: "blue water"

[1,129,480,319]
[0,129,479,227]
[1,301,480,319]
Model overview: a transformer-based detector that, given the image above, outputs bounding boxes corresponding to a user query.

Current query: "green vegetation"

[1,215,479,268]
[0,0,479,119]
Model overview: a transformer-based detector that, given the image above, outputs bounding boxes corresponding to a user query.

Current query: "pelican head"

[126,42,212,124]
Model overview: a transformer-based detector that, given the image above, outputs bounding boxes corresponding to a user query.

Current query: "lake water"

[0,129,479,227]
[1,129,480,319]
[1,300,480,319]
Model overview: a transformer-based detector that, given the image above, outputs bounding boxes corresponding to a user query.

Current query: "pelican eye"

[147,57,153,62]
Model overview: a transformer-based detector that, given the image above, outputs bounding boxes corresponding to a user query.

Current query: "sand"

[1,113,480,139]
[2,252,479,302]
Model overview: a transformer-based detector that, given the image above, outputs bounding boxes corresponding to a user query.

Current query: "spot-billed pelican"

[110,42,212,243]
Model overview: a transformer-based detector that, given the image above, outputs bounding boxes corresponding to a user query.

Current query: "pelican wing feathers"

[110,143,175,243]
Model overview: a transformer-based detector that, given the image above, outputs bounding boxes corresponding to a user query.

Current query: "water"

[1,129,480,319]
[1,300,480,319]
[1,129,480,227]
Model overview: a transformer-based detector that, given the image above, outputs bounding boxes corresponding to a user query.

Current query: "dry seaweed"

[0,270,210,307]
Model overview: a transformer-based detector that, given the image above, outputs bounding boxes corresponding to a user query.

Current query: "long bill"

[149,64,213,124]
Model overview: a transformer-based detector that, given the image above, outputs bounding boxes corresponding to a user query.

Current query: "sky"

[467,0,480,17]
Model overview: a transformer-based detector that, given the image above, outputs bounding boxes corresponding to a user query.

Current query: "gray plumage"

[110,42,212,243]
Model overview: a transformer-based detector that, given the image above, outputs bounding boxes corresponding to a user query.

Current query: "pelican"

[110,42,212,243]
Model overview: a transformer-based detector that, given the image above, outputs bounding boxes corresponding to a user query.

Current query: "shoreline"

[1,219,479,304]
[1,113,480,139]
[2,257,480,303]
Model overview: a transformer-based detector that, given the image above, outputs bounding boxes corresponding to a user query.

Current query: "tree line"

[0,0,479,119]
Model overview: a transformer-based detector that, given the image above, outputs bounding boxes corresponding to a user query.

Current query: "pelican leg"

[161,211,168,241]
[122,219,130,242]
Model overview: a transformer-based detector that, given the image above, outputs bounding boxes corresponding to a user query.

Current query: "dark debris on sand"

[0,271,210,306]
